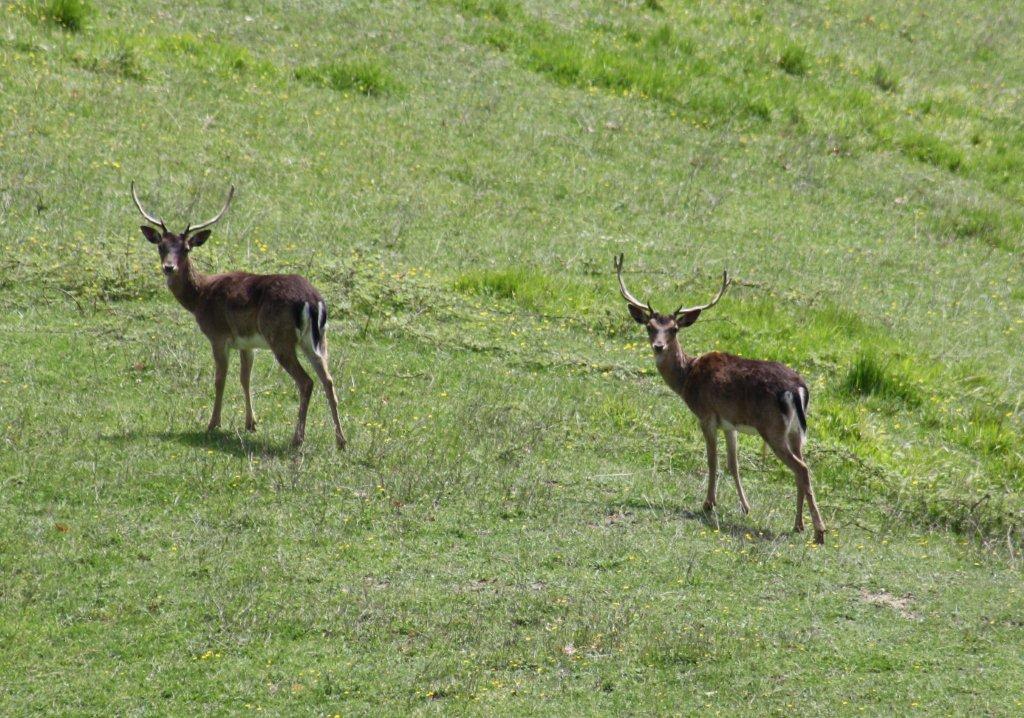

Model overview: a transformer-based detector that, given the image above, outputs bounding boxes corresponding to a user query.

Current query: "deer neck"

[655,339,692,393]
[166,256,205,314]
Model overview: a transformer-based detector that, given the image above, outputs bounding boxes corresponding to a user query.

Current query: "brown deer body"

[615,254,824,543]
[133,183,346,450]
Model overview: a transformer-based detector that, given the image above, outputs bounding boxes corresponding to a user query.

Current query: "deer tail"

[296,300,327,357]
[778,387,808,439]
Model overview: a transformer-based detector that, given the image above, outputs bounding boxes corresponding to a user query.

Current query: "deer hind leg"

[300,340,347,451]
[788,426,805,532]
[787,412,810,533]
[793,445,825,544]
[794,483,805,534]
[701,423,719,512]
[272,344,314,447]
[207,341,229,432]
[239,349,257,432]
[768,438,824,544]
[725,429,751,515]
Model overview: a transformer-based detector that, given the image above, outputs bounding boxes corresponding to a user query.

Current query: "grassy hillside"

[1,0,1022,714]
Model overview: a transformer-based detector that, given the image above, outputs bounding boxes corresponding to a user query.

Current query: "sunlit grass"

[1,0,1023,714]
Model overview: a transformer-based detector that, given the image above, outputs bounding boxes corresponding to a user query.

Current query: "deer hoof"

[702,500,715,512]
[206,420,220,432]
[335,437,347,451]
[740,502,751,515]
[291,435,305,448]
[245,420,257,432]
[814,529,826,545]
[794,522,805,533]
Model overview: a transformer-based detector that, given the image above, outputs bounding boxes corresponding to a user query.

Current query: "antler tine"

[614,253,653,315]
[131,181,167,233]
[673,270,731,316]
[184,185,235,236]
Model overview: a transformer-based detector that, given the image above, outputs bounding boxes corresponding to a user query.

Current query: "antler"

[131,181,168,233]
[614,253,653,315]
[673,270,730,317]
[183,185,235,236]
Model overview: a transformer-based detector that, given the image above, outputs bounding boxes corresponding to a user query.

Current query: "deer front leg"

[208,341,229,432]
[725,429,751,515]
[701,423,719,512]
[239,349,257,431]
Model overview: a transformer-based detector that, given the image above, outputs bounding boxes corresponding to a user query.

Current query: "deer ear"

[188,230,212,248]
[627,304,649,324]
[140,226,161,244]
[676,308,702,327]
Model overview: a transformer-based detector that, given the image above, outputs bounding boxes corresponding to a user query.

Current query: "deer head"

[132,182,234,277]
[614,253,730,355]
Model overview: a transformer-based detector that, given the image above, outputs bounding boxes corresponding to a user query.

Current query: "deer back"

[682,352,807,431]
[194,272,325,347]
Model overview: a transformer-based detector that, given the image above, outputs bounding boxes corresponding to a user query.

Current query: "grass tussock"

[41,0,91,31]
[295,59,399,96]
[870,62,899,92]
[70,44,144,80]
[842,352,920,405]
[934,203,1023,250]
[778,44,810,76]
[898,130,963,171]
[153,34,271,75]
[455,0,513,21]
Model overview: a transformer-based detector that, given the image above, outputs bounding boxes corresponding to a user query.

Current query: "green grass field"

[2,0,1023,714]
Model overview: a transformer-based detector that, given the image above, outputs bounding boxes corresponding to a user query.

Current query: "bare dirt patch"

[859,588,921,620]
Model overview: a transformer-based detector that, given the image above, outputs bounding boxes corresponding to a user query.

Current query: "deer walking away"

[614,253,825,544]
[132,182,347,450]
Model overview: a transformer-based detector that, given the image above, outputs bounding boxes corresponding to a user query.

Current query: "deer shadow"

[611,496,783,542]
[101,428,295,459]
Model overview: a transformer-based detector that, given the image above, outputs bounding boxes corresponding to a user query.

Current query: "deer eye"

[158,246,168,257]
